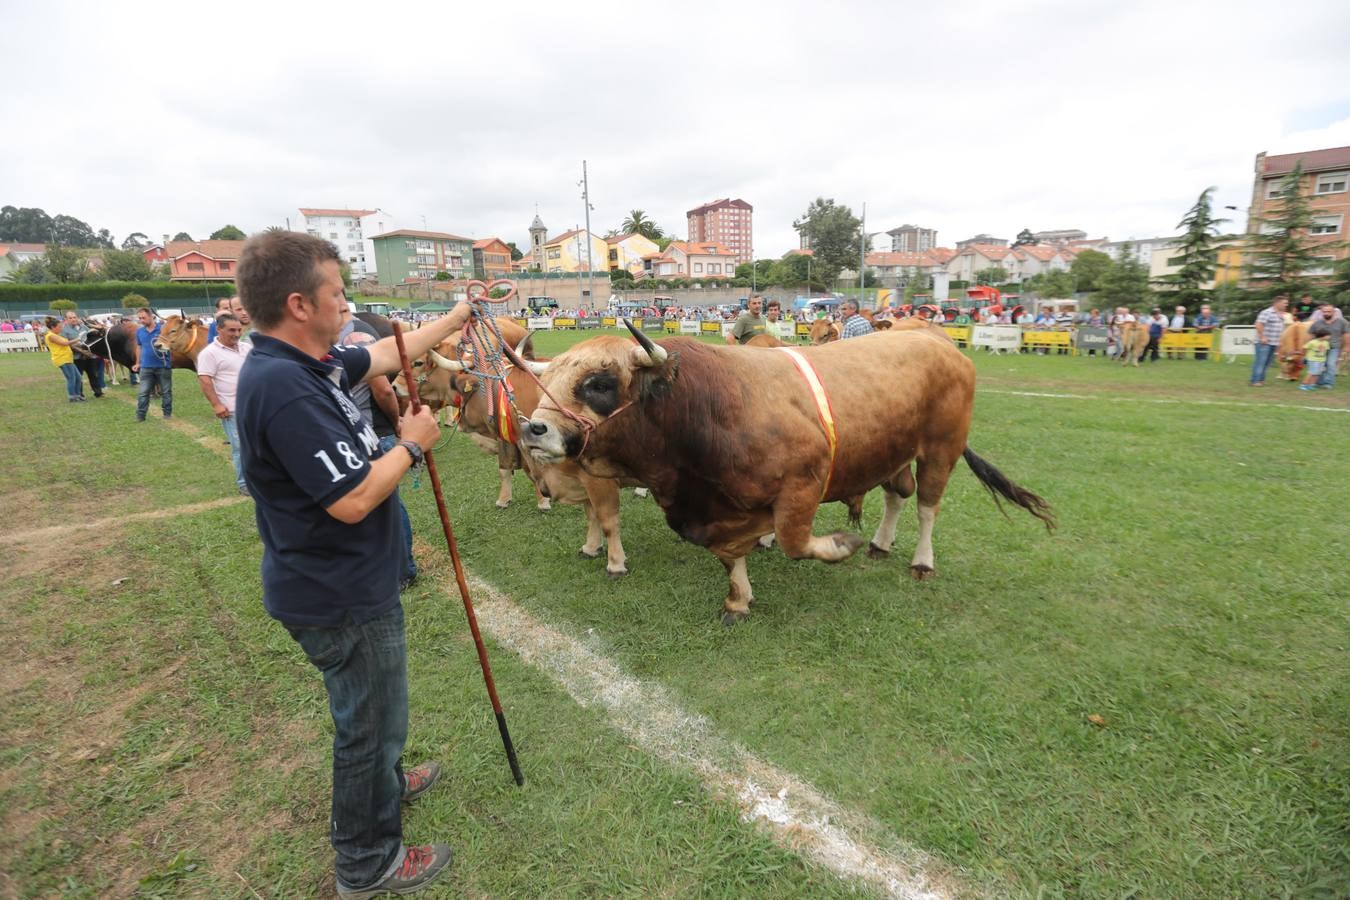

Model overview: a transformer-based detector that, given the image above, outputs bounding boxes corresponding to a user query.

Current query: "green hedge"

[0,281,236,309]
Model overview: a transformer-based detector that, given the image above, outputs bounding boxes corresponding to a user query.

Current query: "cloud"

[6,0,1350,257]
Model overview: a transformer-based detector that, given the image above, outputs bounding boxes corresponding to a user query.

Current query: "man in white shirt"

[196,314,252,493]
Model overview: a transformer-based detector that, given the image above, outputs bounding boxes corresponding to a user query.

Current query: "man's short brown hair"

[765,299,781,310]
[236,232,341,330]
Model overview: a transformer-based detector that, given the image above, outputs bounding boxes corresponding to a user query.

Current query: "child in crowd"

[1300,324,1331,391]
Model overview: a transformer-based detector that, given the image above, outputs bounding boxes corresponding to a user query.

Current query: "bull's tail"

[962,447,1056,532]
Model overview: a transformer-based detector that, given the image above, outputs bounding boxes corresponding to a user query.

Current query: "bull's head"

[154,316,196,355]
[519,320,669,466]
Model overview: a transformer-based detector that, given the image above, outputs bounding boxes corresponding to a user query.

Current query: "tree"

[505,241,524,261]
[8,258,50,283]
[210,225,246,240]
[172,231,194,242]
[1245,160,1320,300]
[0,205,54,243]
[50,214,102,248]
[793,198,861,285]
[1070,249,1112,292]
[766,254,815,290]
[610,268,634,285]
[100,248,154,282]
[1157,187,1226,310]
[619,210,664,241]
[977,266,1009,285]
[903,272,933,302]
[340,261,353,288]
[121,293,150,309]
[1098,243,1152,307]
[1012,228,1036,248]
[42,245,89,283]
[121,232,150,250]
[1026,270,1075,299]
[434,271,451,281]
[49,298,77,311]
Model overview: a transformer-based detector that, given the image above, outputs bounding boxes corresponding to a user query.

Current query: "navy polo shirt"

[236,332,399,627]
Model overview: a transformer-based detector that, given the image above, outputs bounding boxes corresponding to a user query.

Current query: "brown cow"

[443,356,637,575]
[1117,322,1149,367]
[744,332,786,348]
[808,319,840,344]
[1277,321,1310,381]
[395,316,532,413]
[520,323,1054,623]
[154,315,211,371]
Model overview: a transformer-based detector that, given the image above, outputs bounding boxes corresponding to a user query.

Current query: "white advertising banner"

[971,325,1022,350]
[0,332,39,352]
[1219,326,1256,357]
[771,321,796,340]
[679,319,701,335]
[526,316,554,331]
[721,322,735,339]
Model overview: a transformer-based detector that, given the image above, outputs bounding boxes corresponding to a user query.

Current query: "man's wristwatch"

[397,439,425,468]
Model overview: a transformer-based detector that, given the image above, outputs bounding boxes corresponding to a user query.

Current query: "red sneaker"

[401,761,442,803]
[337,844,452,898]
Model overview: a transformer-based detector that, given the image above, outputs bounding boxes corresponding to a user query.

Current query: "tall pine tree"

[1098,243,1152,308]
[1245,161,1319,303]
[1160,187,1226,310]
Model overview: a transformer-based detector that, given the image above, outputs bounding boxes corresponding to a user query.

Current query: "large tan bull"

[520,322,1054,623]
[154,315,211,371]
[1117,322,1149,366]
[1277,322,1310,381]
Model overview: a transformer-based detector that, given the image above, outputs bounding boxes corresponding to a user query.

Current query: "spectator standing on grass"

[206,295,233,343]
[727,294,767,344]
[1294,294,1317,321]
[63,310,104,398]
[1166,305,1188,359]
[1299,325,1330,391]
[196,313,252,494]
[132,307,173,420]
[1311,303,1345,389]
[234,231,475,899]
[1250,295,1288,386]
[839,298,873,339]
[43,316,83,402]
[340,303,418,590]
[1194,304,1217,360]
[1144,308,1167,363]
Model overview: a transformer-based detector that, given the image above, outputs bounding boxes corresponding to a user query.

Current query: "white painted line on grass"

[464,575,962,900]
[0,496,250,545]
[980,388,1350,413]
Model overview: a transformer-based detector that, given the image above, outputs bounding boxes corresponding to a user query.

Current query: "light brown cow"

[1277,321,1310,381]
[744,332,787,347]
[154,315,211,371]
[1117,322,1149,367]
[808,319,840,344]
[395,316,532,413]
[520,323,1054,623]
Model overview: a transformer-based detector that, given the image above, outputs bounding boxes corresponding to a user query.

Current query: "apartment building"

[686,198,753,265]
[297,207,388,278]
[1248,144,1350,281]
[886,224,938,253]
[472,238,513,281]
[368,229,474,283]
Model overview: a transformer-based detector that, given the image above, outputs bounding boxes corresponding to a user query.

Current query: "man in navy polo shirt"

[235,231,473,898]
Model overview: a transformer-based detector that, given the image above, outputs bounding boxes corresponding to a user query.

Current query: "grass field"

[1,335,1347,899]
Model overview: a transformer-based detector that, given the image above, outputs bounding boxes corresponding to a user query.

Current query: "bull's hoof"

[867,542,890,560]
[606,567,629,579]
[721,609,749,627]
[827,532,865,561]
[578,548,601,560]
[495,500,510,509]
[537,499,552,511]
[910,564,935,581]
[757,533,776,550]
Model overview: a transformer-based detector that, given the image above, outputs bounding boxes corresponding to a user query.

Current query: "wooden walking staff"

[392,320,525,787]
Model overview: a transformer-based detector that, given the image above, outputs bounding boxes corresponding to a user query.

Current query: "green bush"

[122,293,150,309]
[49,298,77,311]
[0,280,236,308]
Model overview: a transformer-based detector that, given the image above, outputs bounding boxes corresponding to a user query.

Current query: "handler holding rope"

[235,231,472,898]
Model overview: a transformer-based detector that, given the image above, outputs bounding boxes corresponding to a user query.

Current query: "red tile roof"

[166,240,246,261]
[1018,245,1057,261]
[687,242,735,256]
[928,247,956,263]
[299,207,379,218]
[865,251,939,267]
[3,242,47,254]
[1262,145,1350,176]
[785,248,814,257]
[472,237,509,250]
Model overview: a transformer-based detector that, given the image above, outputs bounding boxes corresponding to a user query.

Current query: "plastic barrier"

[664,319,680,333]
[642,318,665,333]
[1219,326,1256,359]
[1076,326,1109,356]
[680,319,701,335]
[552,317,577,329]
[795,322,813,337]
[971,325,1022,352]
[941,324,971,347]
[1021,329,1075,355]
[577,316,601,329]
[1158,329,1216,358]
[0,333,39,352]
[601,315,618,328]
[526,316,554,330]
[700,321,723,333]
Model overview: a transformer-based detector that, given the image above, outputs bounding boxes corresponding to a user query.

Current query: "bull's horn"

[622,318,668,366]
[514,333,533,358]
[429,348,464,372]
[524,359,549,376]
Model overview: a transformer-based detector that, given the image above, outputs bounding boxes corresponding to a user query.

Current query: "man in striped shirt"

[1251,295,1288,387]
[839,299,874,340]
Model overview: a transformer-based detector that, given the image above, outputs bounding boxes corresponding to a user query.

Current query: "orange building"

[166,240,246,281]
[1248,145,1350,283]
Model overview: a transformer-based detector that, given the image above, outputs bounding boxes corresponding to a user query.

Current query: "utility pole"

[860,202,867,309]
[581,160,595,310]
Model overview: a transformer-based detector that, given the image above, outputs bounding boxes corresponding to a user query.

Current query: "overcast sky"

[7,0,1350,256]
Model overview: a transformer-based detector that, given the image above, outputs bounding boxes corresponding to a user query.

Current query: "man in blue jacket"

[236,231,473,898]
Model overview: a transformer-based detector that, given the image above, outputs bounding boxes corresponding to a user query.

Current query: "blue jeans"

[59,363,81,399]
[1319,346,1339,387]
[135,367,173,419]
[379,434,417,582]
[1250,343,1276,384]
[287,605,409,890]
[221,415,246,490]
